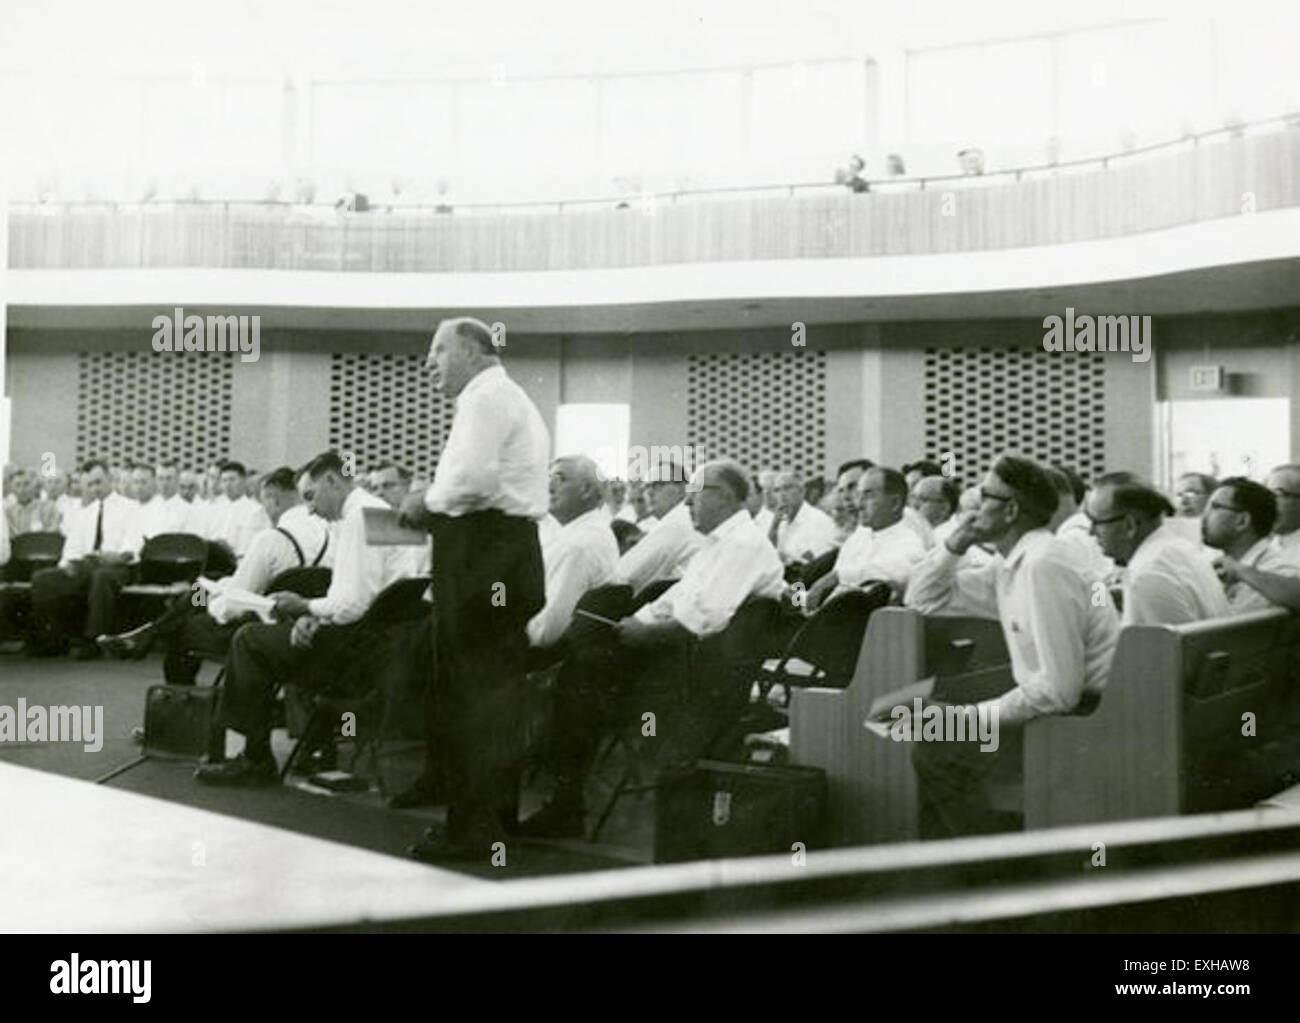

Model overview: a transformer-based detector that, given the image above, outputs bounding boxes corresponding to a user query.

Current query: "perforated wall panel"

[923,348,1106,482]
[76,352,233,467]
[687,351,827,476]
[328,353,456,477]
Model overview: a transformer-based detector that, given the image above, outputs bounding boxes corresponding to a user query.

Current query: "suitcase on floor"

[653,759,827,863]
[141,684,224,761]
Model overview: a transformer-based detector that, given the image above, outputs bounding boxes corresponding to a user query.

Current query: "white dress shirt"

[192,495,226,540]
[1121,521,1230,626]
[831,519,928,595]
[157,493,199,535]
[210,495,271,558]
[906,529,1120,726]
[131,494,199,550]
[536,513,561,549]
[526,507,620,648]
[1227,536,1300,614]
[308,487,415,626]
[753,506,774,540]
[612,501,703,594]
[55,494,82,535]
[209,504,334,622]
[636,515,660,532]
[60,494,142,564]
[636,508,785,638]
[1270,527,1300,563]
[776,502,839,562]
[424,364,549,519]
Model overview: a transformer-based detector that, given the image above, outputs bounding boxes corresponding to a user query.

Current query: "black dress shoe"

[194,754,280,788]
[515,800,586,839]
[96,623,156,660]
[388,773,444,809]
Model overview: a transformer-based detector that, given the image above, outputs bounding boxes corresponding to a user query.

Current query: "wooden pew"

[792,605,1300,846]
[788,608,1009,847]
[1024,608,1300,828]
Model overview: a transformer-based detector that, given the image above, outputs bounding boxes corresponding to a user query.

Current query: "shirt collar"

[1003,528,1053,571]
[706,508,751,543]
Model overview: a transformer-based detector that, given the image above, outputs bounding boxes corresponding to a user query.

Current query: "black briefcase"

[141,684,224,761]
[653,759,827,863]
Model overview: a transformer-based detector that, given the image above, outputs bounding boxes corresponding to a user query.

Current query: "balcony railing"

[9,119,1298,274]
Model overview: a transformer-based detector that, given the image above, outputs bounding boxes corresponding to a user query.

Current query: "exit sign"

[1189,365,1224,392]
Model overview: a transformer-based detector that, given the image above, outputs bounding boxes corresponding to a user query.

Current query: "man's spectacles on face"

[1086,510,1127,527]
[1271,489,1300,501]
[979,488,1014,505]
[1208,501,1245,515]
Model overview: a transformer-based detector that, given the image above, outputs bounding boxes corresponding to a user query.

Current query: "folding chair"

[119,534,209,621]
[587,596,783,842]
[0,531,64,589]
[755,581,893,708]
[279,575,431,792]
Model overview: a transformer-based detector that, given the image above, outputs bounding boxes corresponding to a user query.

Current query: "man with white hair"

[397,316,550,860]
[526,455,619,650]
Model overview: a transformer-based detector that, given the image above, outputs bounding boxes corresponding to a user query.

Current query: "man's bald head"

[426,316,503,397]
[686,459,750,534]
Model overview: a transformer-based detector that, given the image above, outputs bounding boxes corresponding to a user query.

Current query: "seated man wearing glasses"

[1207,474,1300,613]
[1084,474,1229,626]
[903,455,1120,839]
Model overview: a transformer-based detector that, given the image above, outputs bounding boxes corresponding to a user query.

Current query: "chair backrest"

[362,576,432,627]
[8,531,64,579]
[698,595,784,667]
[138,533,209,583]
[799,548,840,588]
[265,565,332,599]
[562,583,634,646]
[202,541,238,580]
[783,581,893,687]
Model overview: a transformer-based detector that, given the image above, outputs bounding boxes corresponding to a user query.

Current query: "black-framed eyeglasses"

[1208,501,1245,514]
[1086,511,1127,527]
[1271,489,1300,501]
[979,488,1013,504]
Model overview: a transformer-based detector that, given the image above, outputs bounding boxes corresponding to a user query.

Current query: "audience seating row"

[789,606,1300,846]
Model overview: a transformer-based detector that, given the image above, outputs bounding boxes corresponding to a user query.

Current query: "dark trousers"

[911,723,1024,839]
[429,512,544,843]
[219,618,361,755]
[545,630,696,806]
[30,560,133,646]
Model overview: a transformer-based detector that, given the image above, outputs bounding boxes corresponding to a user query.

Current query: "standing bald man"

[399,316,550,862]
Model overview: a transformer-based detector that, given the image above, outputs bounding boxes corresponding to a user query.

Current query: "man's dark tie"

[93,500,104,552]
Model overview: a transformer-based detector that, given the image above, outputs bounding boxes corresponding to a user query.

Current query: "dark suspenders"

[276,525,329,567]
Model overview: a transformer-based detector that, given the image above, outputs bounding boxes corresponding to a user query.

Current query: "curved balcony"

[9,121,1299,274]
